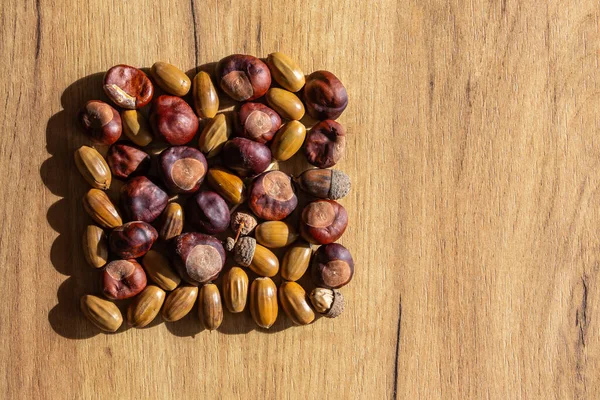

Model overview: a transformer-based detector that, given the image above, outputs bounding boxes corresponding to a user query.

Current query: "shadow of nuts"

[121,109,153,147]
[193,71,219,118]
[142,249,181,291]
[150,95,199,145]
[109,221,158,259]
[303,70,348,120]
[279,281,315,325]
[173,232,226,285]
[222,267,248,313]
[294,168,351,200]
[281,240,312,281]
[216,54,271,101]
[82,188,123,229]
[186,191,230,234]
[80,295,123,333]
[103,259,148,300]
[222,138,272,177]
[270,121,306,162]
[74,145,112,190]
[238,102,281,144]
[304,120,346,168]
[158,146,207,194]
[103,64,154,109]
[198,283,223,330]
[156,203,184,241]
[265,88,305,121]
[82,224,109,268]
[150,62,191,96]
[120,176,168,223]
[78,100,122,145]
[106,143,151,179]
[127,285,166,328]
[309,288,344,318]
[311,243,354,289]
[206,166,246,205]
[248,171,298,221]
[255,221,298,249]
[232,237,279,277]
[250,277,278,329]
[162,285,198,322]
[299,199,348,244]
[266,52,305,93]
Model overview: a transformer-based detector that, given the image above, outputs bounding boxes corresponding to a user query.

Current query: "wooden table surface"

[1,0,599,399]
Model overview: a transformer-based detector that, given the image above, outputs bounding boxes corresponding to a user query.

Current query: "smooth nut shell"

[157,203,184,241]
[82,225,109,268]
[294,168,351,200]
[303,70,348,120]
[281,240,312,281]
[80,295,123,333]
[299,199,348,244]
[266,88,305,121]
[304,120,346,168]
[79,100,122,145]
[248,171,298,221]
[109,221,158,259]
[150,95,199,145]
[106,143,151,179]
[216,54,271,101]
[103,259,148,300]
[74,146,112,190]
[198,283,223,330]
[127,285,166,328]
[221,138,272,177]
[198,114,231,157]
[142,250,181,291]
[270,121,306,161]
[222,267,248,313]
[121,110,153,146]
[120,176,169,223]
[250,277,278,329]
[279,281,315,325]
[206,166,246,205]
[311,243,354,289]
[249,243,279,277]
[162,285,198,322]
[186,191,230,234]
[193,71,219,118]
[150,62,191,96]
[103,64,154,109]
[82,188,122,229]
[266,52,305,92]
[255,221,298,248]
[173,233,226,285]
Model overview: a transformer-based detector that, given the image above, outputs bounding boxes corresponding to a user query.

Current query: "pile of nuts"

[76,53,352,332]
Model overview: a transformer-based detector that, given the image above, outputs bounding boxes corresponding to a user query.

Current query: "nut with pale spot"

[216,54,271,101]
[173,233,226,285]
[103,64,154,109]
[103,259,148,300]
[299,199,348,244]
[248,170,298,221]
[311,243,354,289]
[238,102,281,144]
[158,146,207,194]
[304,120,346,168]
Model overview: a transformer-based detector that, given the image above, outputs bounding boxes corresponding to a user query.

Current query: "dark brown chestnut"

[172,232,226,285]
[158,146,208,194]
[238,102,281,144]
[150,95,199,145]
[216,54,271,101]
[103,259,147,299]
[106,143,151,179]
[109,221,158,259]
[304,120,346,168]
[103,64,154,109]
[303,70,348,120]
[186,191,230,234]
[299,199,348,244]
[78,100,122,145]
[120,176,168,223]
[248,171,298,221]
[311,243,354,289]
[221,137,272,177]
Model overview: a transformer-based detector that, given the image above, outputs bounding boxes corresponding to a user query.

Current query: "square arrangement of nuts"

[77,53,352,332]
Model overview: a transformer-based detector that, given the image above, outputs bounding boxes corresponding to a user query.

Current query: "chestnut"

[172,232,226,285]
[103,64,154,109]
[186,191,230,234]
[303,70,348,120]
[109,221,158,259]
[311,243,354,289]
[120,176,168,223]
[221,138,272,177]
[299,199,348,244]
[304,120,346,168]
[158,146,207,194]
[216,54,271,101]
[238,102,281,144]
[150,95,199,145]
[248,171,298,221]
[78,100,122,145]
[106,143,151,179]
[103,259,147,299]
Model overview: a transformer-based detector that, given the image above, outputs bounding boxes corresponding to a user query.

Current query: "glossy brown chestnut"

[238,102,281,144]
[304,120,346,168]
[106,143,151,179]
[172,233,226,285]
[248,171,298,221]
[303,70,348,120]
[150,95,199,145]
[120,176,168,223]
[294,168,351,200]
[216,54,271,101]
[78,100,122,145]
[103,259,147,300]
[186,191,230,234]
[158,146,207,194]
[221,138,272,177]
[103,64,154,109]
[299,199,348,244]
[311,243,354,289]
[109,221,158,259]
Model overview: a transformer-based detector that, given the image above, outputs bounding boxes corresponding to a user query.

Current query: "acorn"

[198,283,223,330]
[255,221,298,249]
[281,240,312,281]
[206,166,246,205]
[82,188,122,229]
[222,267,249,313]
[231,237,279,277]
[250,277,278,329]
[294,168,351,200]
[162,285,198,322]
[141,250,181,291]
[309,288,345,318]
[279,281,315,325]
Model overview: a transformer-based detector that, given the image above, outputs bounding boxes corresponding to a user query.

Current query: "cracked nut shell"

[310,287,344,318]
[304,120,346,168]
[103,64,154,109]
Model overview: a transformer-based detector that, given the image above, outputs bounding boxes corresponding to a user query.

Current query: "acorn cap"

[231,210,258,236]
[233,236,256,267]
[325,289,345,318]
[224,237,236,252]
[329,170,351,200]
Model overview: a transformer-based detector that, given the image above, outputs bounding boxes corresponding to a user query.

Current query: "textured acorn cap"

[329,170,351,200]
[234,236,256,267]
[231,211,258,236]
[325,289,345,318]
[224,237,236,252]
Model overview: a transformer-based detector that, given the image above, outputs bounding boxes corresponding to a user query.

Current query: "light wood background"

[1,0,599,399]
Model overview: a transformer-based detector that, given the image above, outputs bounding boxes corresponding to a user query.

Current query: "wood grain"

[0,0,599,398]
